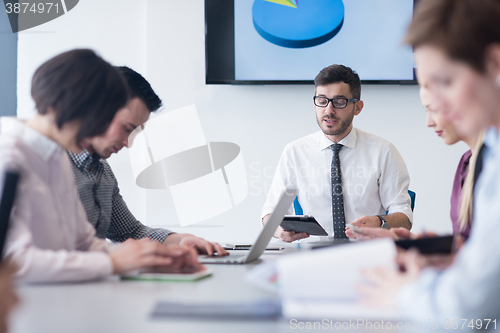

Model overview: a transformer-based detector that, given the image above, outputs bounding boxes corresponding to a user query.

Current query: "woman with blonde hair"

[424,86,483,238]
[347,87,482,242]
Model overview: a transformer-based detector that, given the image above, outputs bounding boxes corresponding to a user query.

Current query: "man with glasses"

[262,64,412,242]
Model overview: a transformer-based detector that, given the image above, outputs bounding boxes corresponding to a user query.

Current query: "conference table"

[9,250,399,333]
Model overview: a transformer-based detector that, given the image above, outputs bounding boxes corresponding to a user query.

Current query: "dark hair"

[116,66,162,112]
[31,49,129,143]
[314,64,361,99]
[405,0,500,72]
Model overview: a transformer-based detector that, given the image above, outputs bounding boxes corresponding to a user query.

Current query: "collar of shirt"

[484,126,499,149]
[0,117,61,162]
[67,149,101,173]
[474,126,499,203]
[481,126,500,165]
[317,127,357,151]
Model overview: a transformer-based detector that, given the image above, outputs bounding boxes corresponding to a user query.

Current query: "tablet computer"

[0,171,20,262]
[280,215,328,236]
[395,235,454,254]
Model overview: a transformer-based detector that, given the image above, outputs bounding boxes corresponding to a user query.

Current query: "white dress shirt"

[398,127,500,321]
[0,118,114,283]
[262,128,412,240]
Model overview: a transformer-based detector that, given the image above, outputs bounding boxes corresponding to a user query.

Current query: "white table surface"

[9,252,285,333]
[8,250,399,333]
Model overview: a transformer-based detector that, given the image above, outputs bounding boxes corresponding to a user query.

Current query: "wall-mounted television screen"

[205,0,417,84]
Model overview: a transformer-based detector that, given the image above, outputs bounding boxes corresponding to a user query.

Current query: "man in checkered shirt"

[68,66,228,257]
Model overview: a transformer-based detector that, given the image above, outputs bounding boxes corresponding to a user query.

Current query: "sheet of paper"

[245,261,280,293]
[277,239,397,301]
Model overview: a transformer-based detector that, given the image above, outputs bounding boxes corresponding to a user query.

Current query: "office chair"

[293,190,416,215]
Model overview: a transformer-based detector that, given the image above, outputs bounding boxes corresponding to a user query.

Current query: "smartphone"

[395,235,454,254]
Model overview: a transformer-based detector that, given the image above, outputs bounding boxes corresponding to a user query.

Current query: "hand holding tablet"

[280,215,328,236]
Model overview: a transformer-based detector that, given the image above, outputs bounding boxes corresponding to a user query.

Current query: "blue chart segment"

[252,0,345,48]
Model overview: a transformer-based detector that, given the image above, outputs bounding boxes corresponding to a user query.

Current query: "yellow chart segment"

[264,0,298,8]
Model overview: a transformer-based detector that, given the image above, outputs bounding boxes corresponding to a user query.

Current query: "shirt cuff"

[147,229,174,243]
[387,206,413,225]
[261,207,277,220]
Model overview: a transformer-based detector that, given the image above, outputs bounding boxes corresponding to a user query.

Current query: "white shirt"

[398,127,500,320]
[0,118,114,283]
[262,128,412,240]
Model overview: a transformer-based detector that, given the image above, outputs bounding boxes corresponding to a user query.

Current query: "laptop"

[198,188,297,264]
[0,171,20,262]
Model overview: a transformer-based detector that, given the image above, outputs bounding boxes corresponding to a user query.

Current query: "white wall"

[17,0,149,223]
[17,0,468,244]
[0,9,17,116]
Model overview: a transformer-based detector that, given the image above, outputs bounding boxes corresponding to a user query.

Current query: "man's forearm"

[163,233,181,246]
[262,214,270,225]
[385,212,411,230]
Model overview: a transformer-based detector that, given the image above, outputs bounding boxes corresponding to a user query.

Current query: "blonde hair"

[458,131,485,231]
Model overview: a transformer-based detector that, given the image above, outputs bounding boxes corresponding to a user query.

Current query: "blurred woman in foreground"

[0,262,17,333]
[360,0,500,320]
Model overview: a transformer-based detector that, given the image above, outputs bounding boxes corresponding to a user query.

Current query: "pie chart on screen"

[252,0,345,48]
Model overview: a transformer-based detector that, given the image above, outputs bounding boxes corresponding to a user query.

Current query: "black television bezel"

[205,0,418,85]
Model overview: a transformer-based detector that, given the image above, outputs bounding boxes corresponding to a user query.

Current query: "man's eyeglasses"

[313,96,359,109]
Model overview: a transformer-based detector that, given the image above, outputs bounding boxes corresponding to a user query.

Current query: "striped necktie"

[331,144,347,238]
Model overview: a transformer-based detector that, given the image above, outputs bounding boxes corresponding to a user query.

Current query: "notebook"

[122,268,213,282]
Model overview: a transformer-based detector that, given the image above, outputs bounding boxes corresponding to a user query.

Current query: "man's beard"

[317,109,355,136]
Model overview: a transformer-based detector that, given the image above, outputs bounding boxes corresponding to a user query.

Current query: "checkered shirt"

[68,150,172,243]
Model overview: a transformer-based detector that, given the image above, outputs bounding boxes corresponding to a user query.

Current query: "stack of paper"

[247,239,402,320]
[278,239,397,301]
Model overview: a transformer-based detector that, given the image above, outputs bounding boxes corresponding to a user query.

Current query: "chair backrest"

[293,196,303,215]
[408,190,416,212]
[293,190,416,215]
